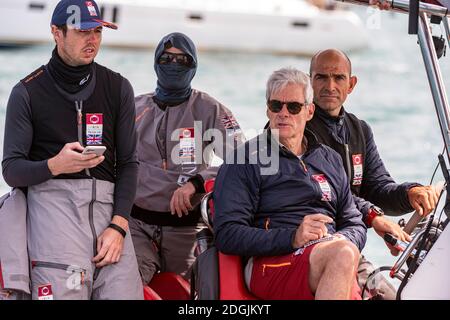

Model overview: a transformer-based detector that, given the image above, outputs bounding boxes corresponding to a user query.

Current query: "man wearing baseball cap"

[1,0,143,300]
[51,0,118,31]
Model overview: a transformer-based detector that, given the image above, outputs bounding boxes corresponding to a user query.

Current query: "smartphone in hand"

[82,146,106,157]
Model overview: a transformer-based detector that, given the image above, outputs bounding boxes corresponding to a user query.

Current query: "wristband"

[108,223,126,238]
[365,206,384,228]
[187,174,205,193]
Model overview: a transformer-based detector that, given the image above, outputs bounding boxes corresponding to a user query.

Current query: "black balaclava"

[154,32,197,106]
[47,47,93,94]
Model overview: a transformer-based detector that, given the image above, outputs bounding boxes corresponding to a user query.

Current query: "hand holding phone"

[82,145,106,157]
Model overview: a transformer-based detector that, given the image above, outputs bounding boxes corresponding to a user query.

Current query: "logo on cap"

[51,0,118,30]
[85,1,98,16]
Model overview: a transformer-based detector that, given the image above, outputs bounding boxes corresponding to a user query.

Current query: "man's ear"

[348,75,358,94]
[306,103,315,120]
[51,25,64,44]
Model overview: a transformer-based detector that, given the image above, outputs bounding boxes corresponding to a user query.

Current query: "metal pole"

[409,0,420,34]
[336,0,450,18]
[443,17,450,48]
[417,12,450,161]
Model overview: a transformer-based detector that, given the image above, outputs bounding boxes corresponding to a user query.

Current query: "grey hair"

[265,67,313,104]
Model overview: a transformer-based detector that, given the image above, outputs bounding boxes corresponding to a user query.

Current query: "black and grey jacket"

[132,89,245,225]
[307,106,420,219]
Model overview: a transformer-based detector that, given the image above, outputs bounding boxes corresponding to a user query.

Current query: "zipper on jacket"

[75,101,83,145]
[75,100,91,177]
[344,144,352,182]
[75,101,98,282]
[299,159,308,173]
[32,261,86,284]
[262,262,291,276]
[90,178,100,281]
[155,108,169,170]
[264,218,270,230]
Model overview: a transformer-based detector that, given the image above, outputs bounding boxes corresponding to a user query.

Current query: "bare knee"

[328,241,360,273]
[308,240,360,294]
[309,240,360,275]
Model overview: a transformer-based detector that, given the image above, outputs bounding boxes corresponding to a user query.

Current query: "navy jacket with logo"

[213,129,367,257]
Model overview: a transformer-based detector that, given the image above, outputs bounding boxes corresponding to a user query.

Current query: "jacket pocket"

[31,261,86,289]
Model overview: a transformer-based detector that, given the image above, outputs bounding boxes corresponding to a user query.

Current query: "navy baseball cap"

[51,0,118,30]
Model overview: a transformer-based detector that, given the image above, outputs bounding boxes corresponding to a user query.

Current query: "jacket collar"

[314,104,346,126]
[263,122,321,158]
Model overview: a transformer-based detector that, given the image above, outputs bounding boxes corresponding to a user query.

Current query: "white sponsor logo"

[86,1,98,16]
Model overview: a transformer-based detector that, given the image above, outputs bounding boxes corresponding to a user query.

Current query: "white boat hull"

[0,0,369,55]
[401,222,450,300]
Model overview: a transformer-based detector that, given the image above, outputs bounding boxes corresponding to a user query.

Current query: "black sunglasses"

[267,99,306,115]
[158,52,193,67]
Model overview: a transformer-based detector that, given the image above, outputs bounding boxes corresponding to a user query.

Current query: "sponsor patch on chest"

[352,154,363,186]
[179,127,195,164]
[86,113,103,145]
[312,174,332,202]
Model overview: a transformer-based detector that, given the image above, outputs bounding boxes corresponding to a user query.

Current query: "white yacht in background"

[0,0,369,55]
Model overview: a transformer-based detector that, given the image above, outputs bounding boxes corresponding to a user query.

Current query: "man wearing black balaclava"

[130,32,245,285]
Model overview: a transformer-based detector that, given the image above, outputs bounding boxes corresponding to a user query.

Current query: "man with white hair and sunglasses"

[214,67,366,300]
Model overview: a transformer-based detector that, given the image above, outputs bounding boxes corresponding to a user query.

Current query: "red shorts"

[249,244,361,300]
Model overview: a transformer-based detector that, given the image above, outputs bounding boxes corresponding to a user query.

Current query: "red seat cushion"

[219,253,258,300]
[204,179,215,193]
[143,285,162,300]
[204,179,257,300]
[148,272,191,300]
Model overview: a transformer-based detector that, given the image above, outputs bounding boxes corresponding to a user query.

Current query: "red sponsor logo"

[86,113,103,125]
[312,174,332,201]
[38,284,53,297]
[312,174,326,183]
[352,154,362,165]
[179,127,194,138]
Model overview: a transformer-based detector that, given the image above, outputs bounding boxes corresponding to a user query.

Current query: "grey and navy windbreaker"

[213,129,367,257]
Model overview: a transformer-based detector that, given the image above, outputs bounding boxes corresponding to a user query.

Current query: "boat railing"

[337,0,450,18]
[389,226,442,281]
